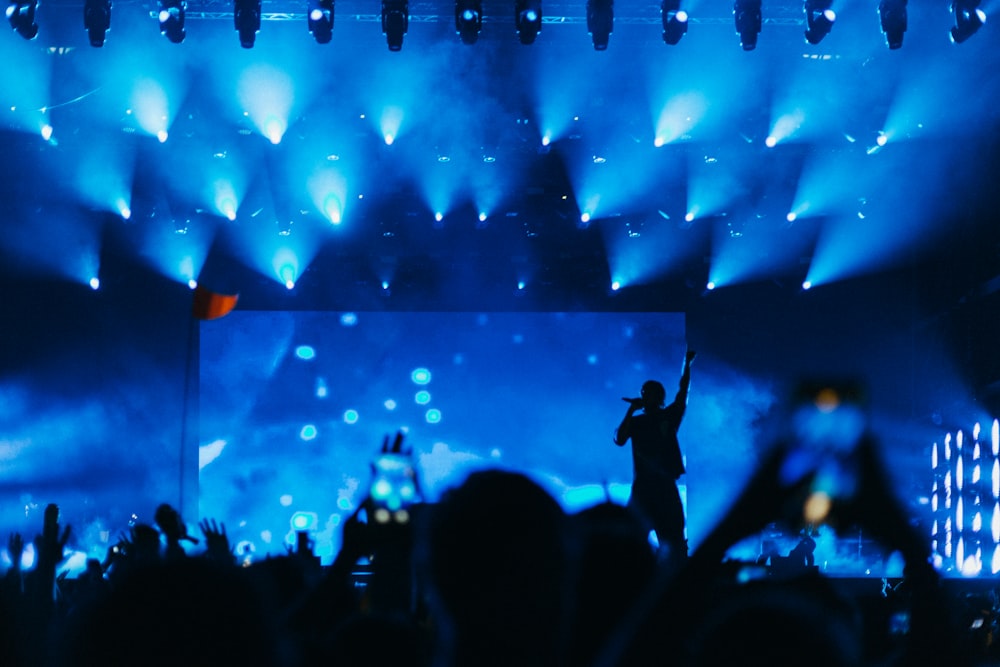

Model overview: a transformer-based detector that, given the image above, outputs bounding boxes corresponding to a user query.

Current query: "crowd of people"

[0,439,988,666]
[0,356,991,665]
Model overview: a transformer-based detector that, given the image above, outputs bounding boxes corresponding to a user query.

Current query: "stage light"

[455,0,481,44]
[158,0,185,42]
[234,0,261,48]
[6,0,39,39]
[586,0,613,50]
[878,0,906,50]
[661,4,688,45]
[734,0,761,51]
[381,0,408,51]
[308,0,333,43]
[89,277,100,290]
[83,0,111,46]
[804,0,835,44]
[515,0,541,44]
[951,0,985,43]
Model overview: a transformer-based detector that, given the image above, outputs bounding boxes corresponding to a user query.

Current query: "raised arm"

[674,349,696,406]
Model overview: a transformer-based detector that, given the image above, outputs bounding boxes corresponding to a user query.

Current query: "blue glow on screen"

[199,311,687,563]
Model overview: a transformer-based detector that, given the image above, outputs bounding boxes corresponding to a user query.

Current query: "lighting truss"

[803,0,835,44]
[661,0,688,45]
[6,0,38,39]
[381,0,407,50]
[951,0,986,43]
[586,0,613,50]
[515,0,541,44]
[878,0,906,50]
[455,0,481,44]
[733,0,761,51]
[308,0,333,43]
[158,0,186,42]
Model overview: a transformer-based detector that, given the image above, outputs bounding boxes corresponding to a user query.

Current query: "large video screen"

[198,311,686,562]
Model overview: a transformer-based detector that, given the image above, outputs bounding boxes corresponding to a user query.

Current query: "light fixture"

[661,1,687,45]
[158,0,186,42]
[803,0,835,44]
[83,0,111,46]
[308,0,333,43]
[6,0,39,39]
[734,0,761,51]
[234,0,261,48]
[381,0,408,50]
[878,0,907,50]
[951,0,985,43]
[455,0,481,44]
[515,0,541,44]
[586,0,613,50]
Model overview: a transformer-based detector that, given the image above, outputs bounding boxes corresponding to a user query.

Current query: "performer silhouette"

[615,349,696,562]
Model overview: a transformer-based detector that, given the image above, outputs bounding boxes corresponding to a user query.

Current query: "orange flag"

[192,285,239,320]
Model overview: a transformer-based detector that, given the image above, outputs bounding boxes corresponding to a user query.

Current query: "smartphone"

[368,453,419,524]
[780,380,868,527]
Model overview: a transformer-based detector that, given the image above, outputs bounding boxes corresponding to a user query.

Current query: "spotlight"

[586,0,613,50]
[661,1,688,45]
[515,0,541,44]
[878,0,906,50]
[83,0,111,46]
[308,0,333,43]
[803,0,835,44]
[381,0,408,50]
[234,0,261,48]
[158,0,186,43]
[6,0,39,39]
[951,0,985,43]
[734,0,761,51]
[455,0,481,43]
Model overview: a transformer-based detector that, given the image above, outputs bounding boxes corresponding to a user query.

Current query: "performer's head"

[641,380,666,409]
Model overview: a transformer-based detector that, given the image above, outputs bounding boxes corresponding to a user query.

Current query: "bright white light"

[580,212,591,223]
[684,212,695,222]
[706,281,716,290]
[541,135,550,146]
[932,442,938,469]
[157,130,168,143]
[89,277,100,290]
[434,212,443,222]
[676,9,687,21]
[517,281,525,290]
[478,212,487,222]
[611,281,621,291]
[525,9,538,21]
[823,9,835,21]
[802,281,812,290]
[285,280,294,290]
[384,134,394,145]
[654,137,665,148]
[786,212,797,222]
[310,8,323,19]
[158,8,169,21]
[40,124,53,141]
[765,136,777,148]
[381,281,389,290]
[876,133,888,147]
[188,279,197,289]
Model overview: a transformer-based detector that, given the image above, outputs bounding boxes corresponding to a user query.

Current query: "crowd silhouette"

[0,418,989,666]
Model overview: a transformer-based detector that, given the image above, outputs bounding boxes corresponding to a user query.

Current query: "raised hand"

[199,518,234,565]
[8,532,24,572]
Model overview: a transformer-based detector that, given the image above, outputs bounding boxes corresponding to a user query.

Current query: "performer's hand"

[686,349,697,363]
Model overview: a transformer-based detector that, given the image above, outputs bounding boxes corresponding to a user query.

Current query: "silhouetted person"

[615,349,696,563]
